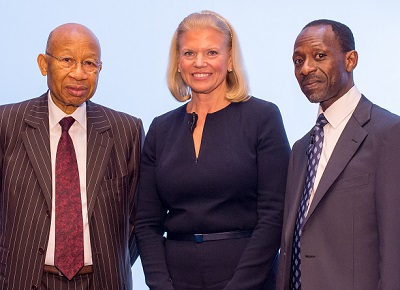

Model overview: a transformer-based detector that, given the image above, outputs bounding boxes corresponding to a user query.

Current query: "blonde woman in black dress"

[135,10,290,290]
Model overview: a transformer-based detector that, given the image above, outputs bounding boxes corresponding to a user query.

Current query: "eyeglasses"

[45,52,102,73]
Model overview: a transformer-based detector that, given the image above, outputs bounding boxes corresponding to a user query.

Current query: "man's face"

[292,25,353,110]
[38,25,102,114]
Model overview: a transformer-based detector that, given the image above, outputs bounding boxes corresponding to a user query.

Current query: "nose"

[299,58,317,76]
[194,54,207,68]
[69,62,88,80]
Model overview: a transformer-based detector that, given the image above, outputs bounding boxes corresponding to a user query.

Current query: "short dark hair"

[303,19,355,52]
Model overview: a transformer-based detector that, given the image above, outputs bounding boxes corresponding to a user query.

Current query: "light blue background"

[2,1,399,289]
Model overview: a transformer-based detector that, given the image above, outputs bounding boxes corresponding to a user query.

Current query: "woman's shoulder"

[234,96,281,116]
[146,103,188,135]
[153,103,187,122]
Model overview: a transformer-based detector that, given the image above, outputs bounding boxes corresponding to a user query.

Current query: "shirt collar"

[318,85,361,128]
[48,91,87,131]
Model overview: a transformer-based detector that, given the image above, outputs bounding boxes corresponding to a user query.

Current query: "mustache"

[301,75,322,86]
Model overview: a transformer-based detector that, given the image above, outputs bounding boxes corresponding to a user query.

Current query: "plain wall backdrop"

[2,0,400,288]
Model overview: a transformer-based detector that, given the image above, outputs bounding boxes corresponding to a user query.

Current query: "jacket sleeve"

[376,120,400,289]
[128,117,145,265]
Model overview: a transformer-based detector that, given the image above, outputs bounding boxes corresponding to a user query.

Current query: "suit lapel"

[21,94,52,210]
[86,101,114,219]
[305,96,371,223]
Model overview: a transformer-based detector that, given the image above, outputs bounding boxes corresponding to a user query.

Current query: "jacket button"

[46,210,51,218]
[38,247,45,255]
[32,286,38,290]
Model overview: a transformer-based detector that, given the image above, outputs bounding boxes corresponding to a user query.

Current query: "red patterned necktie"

[55,116,84,280]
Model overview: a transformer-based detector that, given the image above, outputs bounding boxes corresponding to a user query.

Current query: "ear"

[345,50,358,73]
[37,54,48,76]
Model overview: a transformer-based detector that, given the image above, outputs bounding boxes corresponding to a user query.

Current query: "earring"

[178,69,181,73]
[228,69,233,73]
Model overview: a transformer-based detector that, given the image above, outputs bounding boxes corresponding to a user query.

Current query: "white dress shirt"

[45,92,93,265]
[306,85,362,214]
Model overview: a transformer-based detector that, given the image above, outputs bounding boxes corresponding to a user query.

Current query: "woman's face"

[178,28,232,99]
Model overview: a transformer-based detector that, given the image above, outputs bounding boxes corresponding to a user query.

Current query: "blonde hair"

[167,10,249,102]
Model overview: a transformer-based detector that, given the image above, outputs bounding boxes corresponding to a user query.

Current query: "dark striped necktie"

[290,113,328,290]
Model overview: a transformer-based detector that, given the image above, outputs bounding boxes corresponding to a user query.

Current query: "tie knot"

[59,117,75,132]
[315,113,328,129]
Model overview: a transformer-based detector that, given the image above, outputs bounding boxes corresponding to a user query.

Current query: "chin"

[304,93,321,104]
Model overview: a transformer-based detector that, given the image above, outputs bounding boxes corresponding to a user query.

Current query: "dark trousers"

[40,272,94,290]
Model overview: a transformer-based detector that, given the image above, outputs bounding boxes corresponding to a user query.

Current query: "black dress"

[135,97,290,290]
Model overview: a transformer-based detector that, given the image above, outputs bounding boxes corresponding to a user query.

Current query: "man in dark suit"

[0,23,143,289]
[277,19,400,290]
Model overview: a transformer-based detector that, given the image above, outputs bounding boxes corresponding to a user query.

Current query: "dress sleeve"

[224,103,290,290]
[134,118,175,290]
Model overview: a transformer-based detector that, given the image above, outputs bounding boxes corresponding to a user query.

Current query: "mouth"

[301,78,321,91]
[192,73,211,79]
[66,85,88,97]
